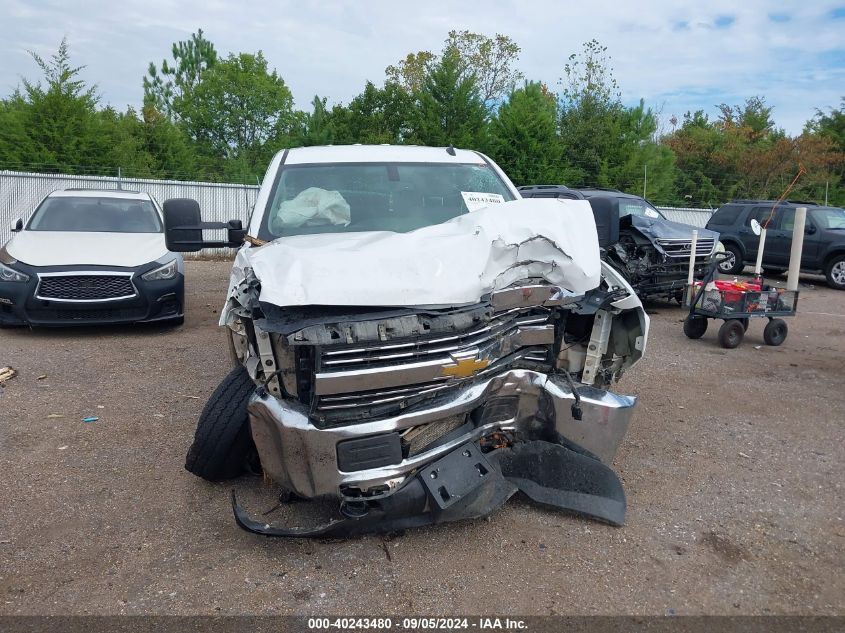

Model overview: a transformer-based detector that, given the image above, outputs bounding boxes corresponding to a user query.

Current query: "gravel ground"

[1,261,843,616]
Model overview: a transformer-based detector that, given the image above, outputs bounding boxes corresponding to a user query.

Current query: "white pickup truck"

[163,144,649,537]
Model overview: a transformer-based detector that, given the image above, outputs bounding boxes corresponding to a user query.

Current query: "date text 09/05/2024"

[307,617,528,630]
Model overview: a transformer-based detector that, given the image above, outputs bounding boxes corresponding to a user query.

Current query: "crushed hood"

[6,231,168,268]
[624,215,720,242]
[223,198,601,317]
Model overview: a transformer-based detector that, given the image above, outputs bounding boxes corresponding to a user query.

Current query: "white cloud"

[0,0,842,134]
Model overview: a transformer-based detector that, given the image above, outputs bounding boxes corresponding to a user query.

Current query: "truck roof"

[283,145,488,165]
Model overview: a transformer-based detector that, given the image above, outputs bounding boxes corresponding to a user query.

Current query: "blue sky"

[0,0,843,136]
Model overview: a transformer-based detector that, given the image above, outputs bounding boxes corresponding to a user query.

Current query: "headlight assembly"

[142,259,178,281]
[0,262,29,283]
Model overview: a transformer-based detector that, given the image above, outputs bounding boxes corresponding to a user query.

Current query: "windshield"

[259,162,515,240]
[28,196,162,233]
[810,207,845,229]
[618,199,665,220]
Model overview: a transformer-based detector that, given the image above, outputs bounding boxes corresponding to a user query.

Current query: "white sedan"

[0,188,184,326]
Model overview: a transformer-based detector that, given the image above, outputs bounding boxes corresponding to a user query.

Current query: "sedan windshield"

[28,196,162,233]
[259,162,515,240]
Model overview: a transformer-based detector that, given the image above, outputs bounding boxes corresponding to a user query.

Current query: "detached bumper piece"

[231,439,626,538]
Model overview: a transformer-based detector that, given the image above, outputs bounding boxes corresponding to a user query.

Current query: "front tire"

[718,243,745,275]
[825,255,845,290]
[185,366,258,481]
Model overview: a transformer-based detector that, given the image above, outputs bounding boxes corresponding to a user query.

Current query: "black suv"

[705,200,845,290]
[519,185,719,300]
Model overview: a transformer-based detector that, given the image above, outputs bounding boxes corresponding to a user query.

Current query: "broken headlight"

[142,258,178,281]
[0,262,29,283]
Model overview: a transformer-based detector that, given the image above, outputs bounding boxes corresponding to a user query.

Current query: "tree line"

[1,31,843,207]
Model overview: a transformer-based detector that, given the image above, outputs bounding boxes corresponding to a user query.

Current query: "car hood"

[5,231,168,267]
[625,215,720,242]
[222,198,602,316]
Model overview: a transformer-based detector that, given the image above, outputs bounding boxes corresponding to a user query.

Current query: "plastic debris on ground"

[0,366,17,385]
[82,416,99,423]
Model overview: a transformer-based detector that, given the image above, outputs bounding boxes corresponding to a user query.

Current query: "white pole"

[687,229,698,286]
[643,164,648,199]
[754,228,767,276]
[825,181,829,206]
[786,207,807,291]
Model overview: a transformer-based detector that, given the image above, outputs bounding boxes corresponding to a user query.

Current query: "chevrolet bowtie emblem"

[441,354,490,379]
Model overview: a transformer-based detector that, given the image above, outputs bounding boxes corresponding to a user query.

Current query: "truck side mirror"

[11,218,22,233]
[805,223,816,235]
[162,198,247,252]
[585,198,620,248]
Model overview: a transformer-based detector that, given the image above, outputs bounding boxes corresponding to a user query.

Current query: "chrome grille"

[656,238,715,259]
[37,274,136,302]
[319,309,550,371]
[310,307,555,421]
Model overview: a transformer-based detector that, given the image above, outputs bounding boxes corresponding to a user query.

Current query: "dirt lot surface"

[1,261,843,616]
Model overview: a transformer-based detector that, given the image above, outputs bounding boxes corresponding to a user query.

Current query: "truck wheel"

[718,319,745,348]
[185,366,259,481]
[825,255,845,290]
[718,243,744,275]
[763,318,788,346]
[683,315,708,339]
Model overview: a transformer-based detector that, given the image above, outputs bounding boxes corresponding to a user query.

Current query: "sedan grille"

[37,274,136,301]
[656,238,715,259]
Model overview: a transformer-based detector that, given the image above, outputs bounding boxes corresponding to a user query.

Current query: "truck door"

[768,207,820,268]
[740,206,777,262]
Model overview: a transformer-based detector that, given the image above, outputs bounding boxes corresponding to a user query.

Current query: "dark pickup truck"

[519,186,719,301]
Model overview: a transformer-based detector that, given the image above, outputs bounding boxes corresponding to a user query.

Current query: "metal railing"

[656,206,714,228]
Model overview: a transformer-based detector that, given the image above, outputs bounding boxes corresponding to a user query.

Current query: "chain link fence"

[0,170,259,258]
[1,170,715,257]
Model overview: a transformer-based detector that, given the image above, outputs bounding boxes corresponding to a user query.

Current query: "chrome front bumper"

[248,369,636,501]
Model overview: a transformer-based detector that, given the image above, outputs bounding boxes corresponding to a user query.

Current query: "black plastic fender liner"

[230,439,627,537]
[493,440,627,526]
[231,443,518,538]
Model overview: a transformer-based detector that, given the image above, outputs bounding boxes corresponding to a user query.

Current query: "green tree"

[143,29,217,120]
[386,31,522,105]
[805,98,845,205]
[444,30,523,103]
[486,81,561,185]
[179,51,296,178]
[8,38,109,172]
[557,39,674,200]
[409,48,487,148]
[385,51,437,94]
[300,95,333,146]
[331,81,414,144]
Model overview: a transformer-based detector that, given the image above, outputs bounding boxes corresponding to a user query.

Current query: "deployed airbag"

[269,187,351,232]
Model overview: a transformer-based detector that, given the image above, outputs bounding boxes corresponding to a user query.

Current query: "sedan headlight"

[0,262,29,283]
[142,259,178,281]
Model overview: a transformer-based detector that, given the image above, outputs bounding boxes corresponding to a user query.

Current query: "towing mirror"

[11,218,22,233]
[162,198,247,252]
[584,198,620,248]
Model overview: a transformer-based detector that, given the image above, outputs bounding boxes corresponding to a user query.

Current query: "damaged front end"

[608,215,718,300]
[223,255,647,536]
